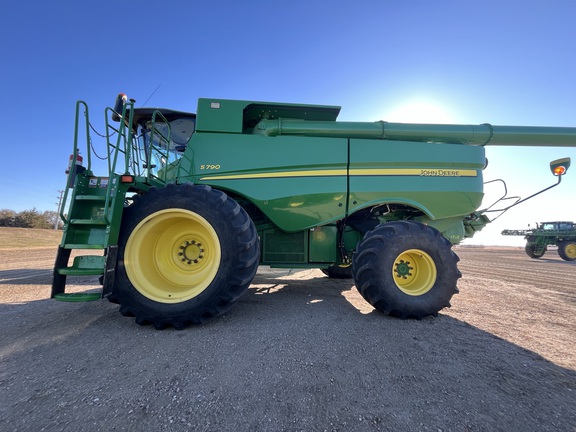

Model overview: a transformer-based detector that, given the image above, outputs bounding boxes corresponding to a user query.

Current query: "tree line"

[0,209,62,229]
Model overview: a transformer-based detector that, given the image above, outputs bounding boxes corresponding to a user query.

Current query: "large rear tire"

[112,184,259,329]
[558,240,576,261]
[352,221,461,319]
[321,264,353,279]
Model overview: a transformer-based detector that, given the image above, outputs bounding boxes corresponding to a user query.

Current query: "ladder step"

[63,244,106,249]
[57,268,104,276]
[75,195,106,201]
[69,218,107,225]
[54,293,102,302]
[57,255,105,276]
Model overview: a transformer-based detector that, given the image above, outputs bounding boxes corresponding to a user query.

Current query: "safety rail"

[60,100,137,225]
[60,101,90,224]
[104,103,140,177]
[145,110,173,184]
[59,99,182,226]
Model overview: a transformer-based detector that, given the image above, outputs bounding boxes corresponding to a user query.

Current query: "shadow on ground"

[1,268,575,431]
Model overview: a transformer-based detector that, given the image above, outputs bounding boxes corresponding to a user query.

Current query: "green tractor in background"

[502,221,576,261]
[52,93,575,329]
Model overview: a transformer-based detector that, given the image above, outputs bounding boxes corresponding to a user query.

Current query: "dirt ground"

[0,246,575,431]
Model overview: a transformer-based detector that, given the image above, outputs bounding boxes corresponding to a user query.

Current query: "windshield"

[541,222,574,230]
[145,117,196,151]
[139,116,196,179]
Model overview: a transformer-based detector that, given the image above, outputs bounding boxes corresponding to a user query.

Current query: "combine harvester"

[52,94,575,328]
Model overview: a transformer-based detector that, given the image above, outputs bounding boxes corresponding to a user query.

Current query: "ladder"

[51,174,125,301]
[51,100,139,301]
[52,99,177,301]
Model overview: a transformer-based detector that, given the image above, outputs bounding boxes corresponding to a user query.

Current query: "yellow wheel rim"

[392,249,437,296]
[125,209,221,303]
[565,243,576,259]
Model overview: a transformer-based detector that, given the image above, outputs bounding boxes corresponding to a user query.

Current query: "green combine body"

[52,95,575,328]
[502,221,576,261]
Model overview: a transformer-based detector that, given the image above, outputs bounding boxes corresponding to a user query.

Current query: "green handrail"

[60,101,91,224]
[146,110,172,184]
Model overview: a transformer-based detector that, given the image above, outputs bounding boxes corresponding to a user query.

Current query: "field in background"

[0,227,61,249]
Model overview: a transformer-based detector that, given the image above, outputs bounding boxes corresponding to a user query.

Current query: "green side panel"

[309,226,338,263]
[195,98,341,133]
[262,230,308,264]
[528,233,576,247]
[348,139,486,220]
[190,133,348,232]
[416,216,467,245]
[195,99,247,133]
[242,101,341,123]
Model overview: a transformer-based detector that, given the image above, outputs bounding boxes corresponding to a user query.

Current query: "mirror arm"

[499,175,562,212]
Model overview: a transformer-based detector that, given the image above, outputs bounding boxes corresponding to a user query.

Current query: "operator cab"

[131,108,196,151]
[130,108,196,177]
[539,221,575,231]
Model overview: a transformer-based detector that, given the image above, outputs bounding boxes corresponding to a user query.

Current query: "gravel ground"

[0,246,575,431]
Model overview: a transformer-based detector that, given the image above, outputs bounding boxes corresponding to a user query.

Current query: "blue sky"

[1,0,575,245]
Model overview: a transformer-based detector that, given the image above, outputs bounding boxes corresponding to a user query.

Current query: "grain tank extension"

[52,95,575,329]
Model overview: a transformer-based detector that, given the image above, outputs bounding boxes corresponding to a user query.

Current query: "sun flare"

[380,99,455,124]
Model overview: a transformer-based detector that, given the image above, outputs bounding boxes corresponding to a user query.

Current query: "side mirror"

[550,157,571,176]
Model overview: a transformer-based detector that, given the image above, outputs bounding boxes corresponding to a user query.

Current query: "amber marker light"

[121,175,134,183]
[553,166,566,176]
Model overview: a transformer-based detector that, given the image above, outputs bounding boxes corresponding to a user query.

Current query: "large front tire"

[112,184,259,329]
[558,240,576,261]
[352,221,461,319]
[525,243,546,259]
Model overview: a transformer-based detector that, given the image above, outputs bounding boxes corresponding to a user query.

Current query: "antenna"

[141,84,162,107]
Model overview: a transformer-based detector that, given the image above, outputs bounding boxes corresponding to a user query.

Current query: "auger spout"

[253,118,576,147]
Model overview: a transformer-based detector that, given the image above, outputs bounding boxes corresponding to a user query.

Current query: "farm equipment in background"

[52,93,575,329]
[502,221,576,261]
